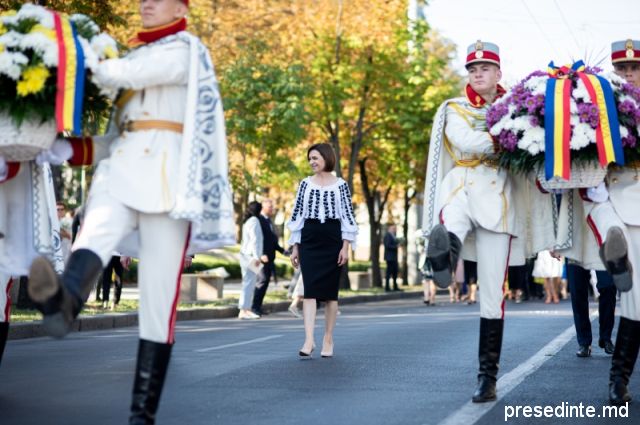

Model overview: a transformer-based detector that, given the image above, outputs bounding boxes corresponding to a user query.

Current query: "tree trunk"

[369,219,382,287]
[401,187,415,286]
[359,158,392,288]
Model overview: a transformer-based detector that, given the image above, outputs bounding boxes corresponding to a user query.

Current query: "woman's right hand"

[290,244,300,269]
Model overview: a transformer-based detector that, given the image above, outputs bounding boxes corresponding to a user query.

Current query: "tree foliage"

[4,0,463,275]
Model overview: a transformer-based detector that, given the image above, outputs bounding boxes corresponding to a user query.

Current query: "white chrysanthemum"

[19,32,57,61]
[70,14,100,36]
[569,98,578,114]
[518,126,545,155]
[605,71,626,86]
[90,33,118,60]
[16,4,54,29]
[79,37,99,71]
[573,78,590,102]
[0,31,22,48]
[620,125,629,138]
[571,123,595,150]
[524,76,547,95]
[0,51,28,80]
[619,94,635,104]
[512,116,532,132]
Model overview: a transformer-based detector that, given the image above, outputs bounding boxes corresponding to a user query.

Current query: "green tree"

[221,41,311,235]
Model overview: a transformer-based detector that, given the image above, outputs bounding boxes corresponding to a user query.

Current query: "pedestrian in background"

[57,202,72,262]
[251,198,284,316]
[100,255,124,310]
[239,201,264,320]
[383,224,400,291]
[567,262,616,358]
[532,250,563,304]
[288,143,358,359]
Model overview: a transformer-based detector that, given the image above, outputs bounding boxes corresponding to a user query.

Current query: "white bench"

[180,274,224,302]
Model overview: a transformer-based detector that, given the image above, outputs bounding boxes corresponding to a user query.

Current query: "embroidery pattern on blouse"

[338,183,355,225]
[291,180,308,221]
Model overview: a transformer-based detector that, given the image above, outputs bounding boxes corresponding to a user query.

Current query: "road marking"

[436,310,597,425]
[195,334,284,353]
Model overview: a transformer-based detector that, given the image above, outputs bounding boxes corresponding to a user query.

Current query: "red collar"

[465,83,506,108]
[129,18,187,47]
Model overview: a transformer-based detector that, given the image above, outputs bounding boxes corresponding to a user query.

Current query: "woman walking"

[239,202,264,320]
[288,143,358,358]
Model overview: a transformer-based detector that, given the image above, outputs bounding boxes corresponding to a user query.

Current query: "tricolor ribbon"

[544,61,624,180]
[53,12,85,134]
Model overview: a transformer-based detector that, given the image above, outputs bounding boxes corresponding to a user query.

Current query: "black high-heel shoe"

[299,345,314,359]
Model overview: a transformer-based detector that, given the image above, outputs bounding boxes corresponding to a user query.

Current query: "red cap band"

[465,51,500,67]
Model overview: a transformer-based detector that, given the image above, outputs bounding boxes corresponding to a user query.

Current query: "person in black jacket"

[384,224,400,292]
[252,199,285,316]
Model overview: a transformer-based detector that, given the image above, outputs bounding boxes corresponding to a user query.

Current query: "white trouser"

[586,201,640,320]
[239,268,257,310]
[0,274,13,322]
[74,187,190,344]
[442,195,512,319]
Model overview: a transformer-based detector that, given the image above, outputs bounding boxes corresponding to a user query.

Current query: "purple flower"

[529,116,540,127]
[498,130,519,152]
[487,103,510,127]
[622,132,637,148]
[577,102,600,129]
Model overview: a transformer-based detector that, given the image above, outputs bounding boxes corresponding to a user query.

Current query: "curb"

[8,290,422,340]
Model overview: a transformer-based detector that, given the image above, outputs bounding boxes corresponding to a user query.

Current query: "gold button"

[612,178,619,183]
[144,148,150,154]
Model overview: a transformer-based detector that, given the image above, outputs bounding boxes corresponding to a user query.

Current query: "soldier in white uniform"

[423,41,554,403]
[579,39,640,405]
[0,156,66,370]
[27,1,235,423]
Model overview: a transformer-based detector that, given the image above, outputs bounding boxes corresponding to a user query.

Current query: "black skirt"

[299,219,343,301]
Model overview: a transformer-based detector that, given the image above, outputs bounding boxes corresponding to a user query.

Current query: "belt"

[455,157,500,168]
[120,120,183,135]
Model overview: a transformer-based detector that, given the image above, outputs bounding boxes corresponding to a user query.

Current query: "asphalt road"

[1,297,638,425]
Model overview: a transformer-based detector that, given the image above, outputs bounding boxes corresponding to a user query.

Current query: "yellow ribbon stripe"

[553,80,567,178]
[60,18,78,131]
[585,74,615,163]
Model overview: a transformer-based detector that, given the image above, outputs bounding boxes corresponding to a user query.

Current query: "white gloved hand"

[0,156,7,180]
[586,181,609,203]
[35,139,73,165]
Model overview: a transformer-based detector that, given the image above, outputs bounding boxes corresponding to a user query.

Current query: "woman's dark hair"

[307,143,336,172]
[243,201,262,223]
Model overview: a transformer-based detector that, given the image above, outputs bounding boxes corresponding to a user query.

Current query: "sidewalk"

[8,284,422,340]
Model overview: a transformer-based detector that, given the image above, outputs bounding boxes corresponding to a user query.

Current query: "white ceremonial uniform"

[73,33,235,343]
[423,93,555,320]
[583,168,640,320]
[437,98,513,319]
[0,161,64,323]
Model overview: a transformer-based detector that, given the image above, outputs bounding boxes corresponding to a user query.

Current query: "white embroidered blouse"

[286,177,358,246]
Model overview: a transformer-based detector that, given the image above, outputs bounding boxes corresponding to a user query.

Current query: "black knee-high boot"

[472,318,504,403]
[28,249,103,338]
[0,322,8,367]
[427,224,462,289]
[130,339,173,425]
[609,317,640,405]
